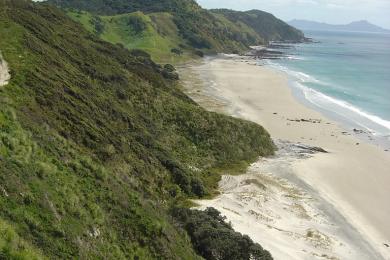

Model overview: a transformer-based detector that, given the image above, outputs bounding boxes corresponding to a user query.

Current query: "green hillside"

[49,0,261,55]
[67,10,193,62]
[211,9,305,42]
[47,0,192,15]
[0,0,274,259]
[47,0,305,61]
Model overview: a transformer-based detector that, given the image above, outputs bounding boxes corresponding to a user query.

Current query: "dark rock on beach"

[293,143,328,154]
[287,118,321,123]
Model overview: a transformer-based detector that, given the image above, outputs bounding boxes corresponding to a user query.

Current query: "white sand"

[0,52,10,87]
[180,57,390,259]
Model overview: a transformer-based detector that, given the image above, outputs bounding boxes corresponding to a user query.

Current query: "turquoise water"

[266,30,390,146]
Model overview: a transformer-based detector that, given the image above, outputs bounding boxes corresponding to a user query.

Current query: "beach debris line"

[274,139,328,157]
[293,143,328,154]
[287,118,322,123]
[352,128,372,135]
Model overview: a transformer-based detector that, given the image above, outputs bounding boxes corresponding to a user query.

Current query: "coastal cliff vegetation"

[173,207,273,260]
[0,0,274,259]
[47,0,306,62]
[211,9,305,43]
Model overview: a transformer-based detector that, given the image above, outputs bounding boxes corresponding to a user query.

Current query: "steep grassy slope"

[0,0,274,258]
[66,9,264,62]
[0,219,45,259]
[48,0,305,59]
[49,0,261,54]
[67,10,195,62]
[211,9,305,42]
[47,0,189,15]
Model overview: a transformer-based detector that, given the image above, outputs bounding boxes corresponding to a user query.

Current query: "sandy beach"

[180,57,390,259]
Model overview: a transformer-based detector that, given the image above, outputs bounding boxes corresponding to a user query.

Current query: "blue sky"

[196,0,390,29]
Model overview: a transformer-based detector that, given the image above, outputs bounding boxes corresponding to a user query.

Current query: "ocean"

[264,30,390,148]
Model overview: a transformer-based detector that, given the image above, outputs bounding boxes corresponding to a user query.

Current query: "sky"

[196,0,390,29]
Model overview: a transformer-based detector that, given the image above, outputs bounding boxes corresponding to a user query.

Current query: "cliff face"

[0,0,274,258]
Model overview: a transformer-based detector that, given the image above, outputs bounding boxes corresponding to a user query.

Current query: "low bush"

[173,207,273,260]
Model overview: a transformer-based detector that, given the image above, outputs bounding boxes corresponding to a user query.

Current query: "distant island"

[288,19,390,33]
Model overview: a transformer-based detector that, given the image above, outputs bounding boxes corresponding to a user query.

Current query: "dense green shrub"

[164,64,175,72]
[194,50,204,57]
[126,15,147,34]
[171,48,183,55]
[211,9,305,42]
[130,49,151,59]
[90,15,104,35]
[173,208,273,260]
[162,64,179,80]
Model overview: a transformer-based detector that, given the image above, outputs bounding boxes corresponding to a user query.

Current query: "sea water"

[265,30,390,148]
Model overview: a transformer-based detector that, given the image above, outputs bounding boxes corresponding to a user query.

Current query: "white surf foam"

[265,60,321,84]
[263,60,390,136]
[294,82,390,134]
[285,55,305,61]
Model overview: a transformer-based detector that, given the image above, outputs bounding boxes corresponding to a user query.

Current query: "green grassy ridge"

[47,0,193,16]
[211,12,263,45]
[49,0,248,55]
[67,10,196,63]
[65,8,262,63]
[0,1,274,259]
[211,9,305,42]
[47,0,305,59]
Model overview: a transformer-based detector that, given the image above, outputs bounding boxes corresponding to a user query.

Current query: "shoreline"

[287,78,390,151]
[266,61,390,151]
[179,57,390,259]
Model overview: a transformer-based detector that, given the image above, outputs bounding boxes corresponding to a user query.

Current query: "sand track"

[0,52,10,87]
[195,141,381,260]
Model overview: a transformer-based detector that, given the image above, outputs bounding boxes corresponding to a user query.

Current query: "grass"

[0,218,45,259]
[67,10,195,63]
[49,0,306,63]
[211,9,305,42]
[0,1,275,259]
